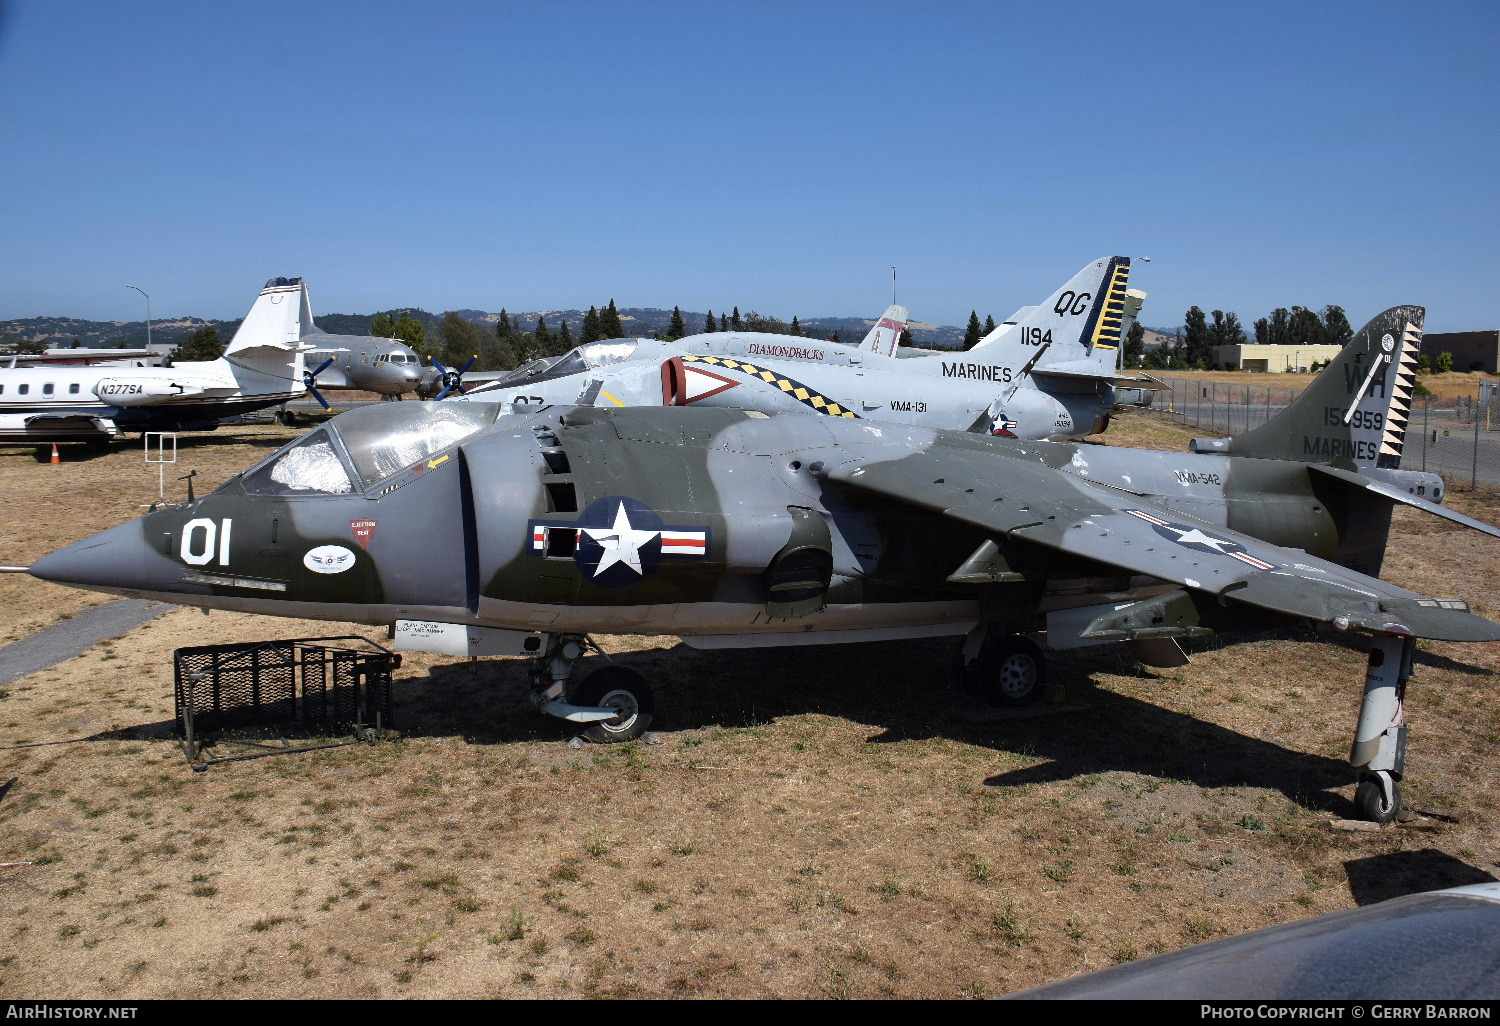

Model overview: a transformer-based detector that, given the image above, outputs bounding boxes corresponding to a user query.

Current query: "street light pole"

[125,285,151,349]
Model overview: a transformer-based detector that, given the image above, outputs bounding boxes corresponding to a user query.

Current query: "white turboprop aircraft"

[0,277,313,445]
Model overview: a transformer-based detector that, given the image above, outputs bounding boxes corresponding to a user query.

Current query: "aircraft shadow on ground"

[1344,849,1498,905]
[388,633,1363,816]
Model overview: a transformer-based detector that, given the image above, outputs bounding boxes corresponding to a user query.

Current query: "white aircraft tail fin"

[858,304,909,358]
[178,276,310,396]
[225,276,316,355]
[971,257,1132,375]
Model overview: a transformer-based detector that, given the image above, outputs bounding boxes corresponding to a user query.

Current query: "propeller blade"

[432,355,478,401]
[303,358,336,409]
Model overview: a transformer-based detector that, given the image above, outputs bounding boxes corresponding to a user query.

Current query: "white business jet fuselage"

[0,277,312,443]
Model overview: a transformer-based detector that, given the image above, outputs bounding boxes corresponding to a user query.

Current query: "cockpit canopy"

[482,338,648,390]
[238,402,501,496]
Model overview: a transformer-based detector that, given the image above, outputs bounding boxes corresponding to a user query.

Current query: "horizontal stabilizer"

[1309,464,1500,540]
[1030,366,1173,391]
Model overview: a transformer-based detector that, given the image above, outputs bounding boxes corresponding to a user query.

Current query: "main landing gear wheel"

[572,666,654,744]
[1356,771,1402,825]
[955,632,1048,708]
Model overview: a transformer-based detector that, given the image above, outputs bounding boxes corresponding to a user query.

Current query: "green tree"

[962,311,983,350]
[392,313,428,359]
[898,329,914,348]
[1259,307,1291,346]
[741,311,788,333]
[789,315,802,337]
[1182,307,1212,367]
[497,309,513,337]
[600,300,624,339]
[1436,351,1454,374]
[534,315,553,355]
[983,314,996,335]
[1288,306,1323,347]
[436,312,491,369]
[731,307,742,331]
[581,306,601,345]
[662,306,687,341]
[1322,305,1353,345]
[719,314,728,331]
[1417,354,1432,374]
[168,326,222,364]
[703,309,717,334]
[1124,321,1145,367]
[1210,310,1247,348]
[370,312,395,338]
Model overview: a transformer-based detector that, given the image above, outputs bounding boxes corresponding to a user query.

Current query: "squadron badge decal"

[530,496,710,588]
[304,544,357,574]
[1125,509,1276,571]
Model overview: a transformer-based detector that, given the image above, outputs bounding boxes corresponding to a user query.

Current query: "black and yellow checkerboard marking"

[1089,259,1132,352]
[683,355,860,418]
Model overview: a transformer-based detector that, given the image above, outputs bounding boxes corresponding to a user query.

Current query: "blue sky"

[1,1,1496,333]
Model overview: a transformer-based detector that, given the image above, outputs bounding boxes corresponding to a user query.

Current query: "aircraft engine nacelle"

[93,377,208,406]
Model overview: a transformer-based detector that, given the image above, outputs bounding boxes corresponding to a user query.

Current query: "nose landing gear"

[526,634,654,743]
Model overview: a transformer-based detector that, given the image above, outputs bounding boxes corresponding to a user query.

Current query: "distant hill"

[5,306,967,350]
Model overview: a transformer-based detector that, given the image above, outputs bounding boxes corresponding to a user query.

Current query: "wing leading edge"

[821,441,1500,643]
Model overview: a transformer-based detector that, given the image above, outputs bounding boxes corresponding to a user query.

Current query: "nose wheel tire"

[572,666,654,744]
[956,633,1047,708]
[1355,771,1402,825]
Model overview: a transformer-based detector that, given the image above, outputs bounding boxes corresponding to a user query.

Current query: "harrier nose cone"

[29,519,161,596]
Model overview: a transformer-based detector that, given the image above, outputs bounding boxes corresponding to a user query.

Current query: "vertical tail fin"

[179,276,311,396]
[971,257,1131,374]
[1190,306,1424,469]
[225,276,316,355]
[859,304,909,358]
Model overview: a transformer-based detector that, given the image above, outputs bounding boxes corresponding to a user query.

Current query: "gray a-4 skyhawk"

[458,256,1159,442]
[27,305,1498,822]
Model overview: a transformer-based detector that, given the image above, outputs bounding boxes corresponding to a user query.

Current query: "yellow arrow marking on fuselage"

[600,390,625,407]
[427,455,450,470]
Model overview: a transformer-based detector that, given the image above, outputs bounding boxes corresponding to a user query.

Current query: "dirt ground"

[2,414,1499,999]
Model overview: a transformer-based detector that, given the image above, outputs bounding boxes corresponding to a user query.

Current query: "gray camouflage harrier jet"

[26,305,1499,822]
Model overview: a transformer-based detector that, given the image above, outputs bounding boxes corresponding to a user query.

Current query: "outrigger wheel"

[572,666,654,744]
[1356,770,1403,825]
[955,630,1048,707]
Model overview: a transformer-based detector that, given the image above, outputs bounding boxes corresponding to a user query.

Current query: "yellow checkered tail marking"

[684,355,859,418]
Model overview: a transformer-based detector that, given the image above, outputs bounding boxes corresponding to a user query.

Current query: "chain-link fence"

[1152,377,1500,490]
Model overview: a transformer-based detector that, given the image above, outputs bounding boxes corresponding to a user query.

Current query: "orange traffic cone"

[49,444,60,466]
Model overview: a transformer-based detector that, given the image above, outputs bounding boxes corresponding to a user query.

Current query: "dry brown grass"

[1,415,1498,999]
[1152,368,1497,401]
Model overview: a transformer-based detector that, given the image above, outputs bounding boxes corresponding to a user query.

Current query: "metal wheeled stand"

[174,636,400,771]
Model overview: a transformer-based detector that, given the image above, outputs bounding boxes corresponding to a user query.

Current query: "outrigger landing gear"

[954,627,1048,707]
[1350,632,1414,824]
[526,635,654,743]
